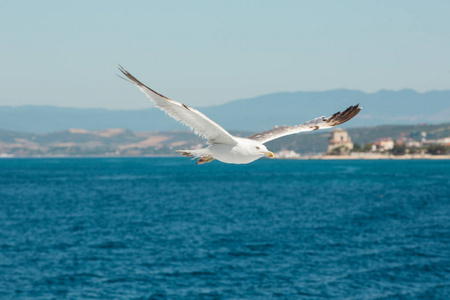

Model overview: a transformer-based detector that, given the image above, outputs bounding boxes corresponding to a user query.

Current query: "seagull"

[118,66,362,165]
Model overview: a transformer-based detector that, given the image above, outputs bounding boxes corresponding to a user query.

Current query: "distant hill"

[1,123,449,157]
[0,89,449,133]
[0,128,202,157]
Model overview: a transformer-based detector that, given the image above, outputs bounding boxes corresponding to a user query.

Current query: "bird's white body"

[118,66,362,165]
[206,137,270,164]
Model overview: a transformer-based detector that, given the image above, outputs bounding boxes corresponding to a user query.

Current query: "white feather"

[119,66,236,145]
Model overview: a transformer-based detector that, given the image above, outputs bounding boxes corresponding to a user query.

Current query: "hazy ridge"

[1,89,449,133]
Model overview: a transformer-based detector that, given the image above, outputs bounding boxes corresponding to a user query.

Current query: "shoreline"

[1,154,449,160]
[292,154,450,160]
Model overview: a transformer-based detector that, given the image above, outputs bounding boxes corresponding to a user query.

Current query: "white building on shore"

[327,129,353,155]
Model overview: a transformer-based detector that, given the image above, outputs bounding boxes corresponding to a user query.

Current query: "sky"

[1,0,450,110]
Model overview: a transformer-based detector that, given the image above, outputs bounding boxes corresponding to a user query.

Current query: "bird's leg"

[177,150,194,157]
[196,155,215,165]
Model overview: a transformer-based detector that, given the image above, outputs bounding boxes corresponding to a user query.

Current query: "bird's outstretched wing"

[118,66,236,145]
[248,104,362,144]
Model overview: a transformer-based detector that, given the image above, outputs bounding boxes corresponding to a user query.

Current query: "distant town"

[1,123,449,159]
[275,128,450,159]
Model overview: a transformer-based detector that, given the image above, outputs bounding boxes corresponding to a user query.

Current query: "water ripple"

[0,158,449,299]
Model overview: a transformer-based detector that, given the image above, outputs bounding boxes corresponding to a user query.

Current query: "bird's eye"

[256,146,260,150]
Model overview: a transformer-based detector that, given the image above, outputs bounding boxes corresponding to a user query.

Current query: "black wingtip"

[117,65,130,77]
[116,65,137,85]
[116,66,172,100]
[115,65,146,87]
[326,104,362,126]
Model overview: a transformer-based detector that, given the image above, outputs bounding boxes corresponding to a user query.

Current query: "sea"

[0,158,449,299]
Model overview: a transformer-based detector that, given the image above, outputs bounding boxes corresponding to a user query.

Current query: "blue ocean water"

[0,158,449,299]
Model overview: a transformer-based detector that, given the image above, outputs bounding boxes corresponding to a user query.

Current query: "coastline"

[293,154,450,160]
[1,154,450,160]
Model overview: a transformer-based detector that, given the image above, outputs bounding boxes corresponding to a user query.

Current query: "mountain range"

[1,89,449,133]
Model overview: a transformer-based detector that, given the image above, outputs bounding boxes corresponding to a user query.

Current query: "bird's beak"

[261,151,274,158]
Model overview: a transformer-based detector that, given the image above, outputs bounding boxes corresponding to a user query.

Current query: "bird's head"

[253,144,274,158]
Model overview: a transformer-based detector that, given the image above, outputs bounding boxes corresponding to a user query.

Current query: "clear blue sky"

[1,0,450,109]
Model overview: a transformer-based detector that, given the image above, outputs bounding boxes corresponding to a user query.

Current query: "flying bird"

[118,66,362,165]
